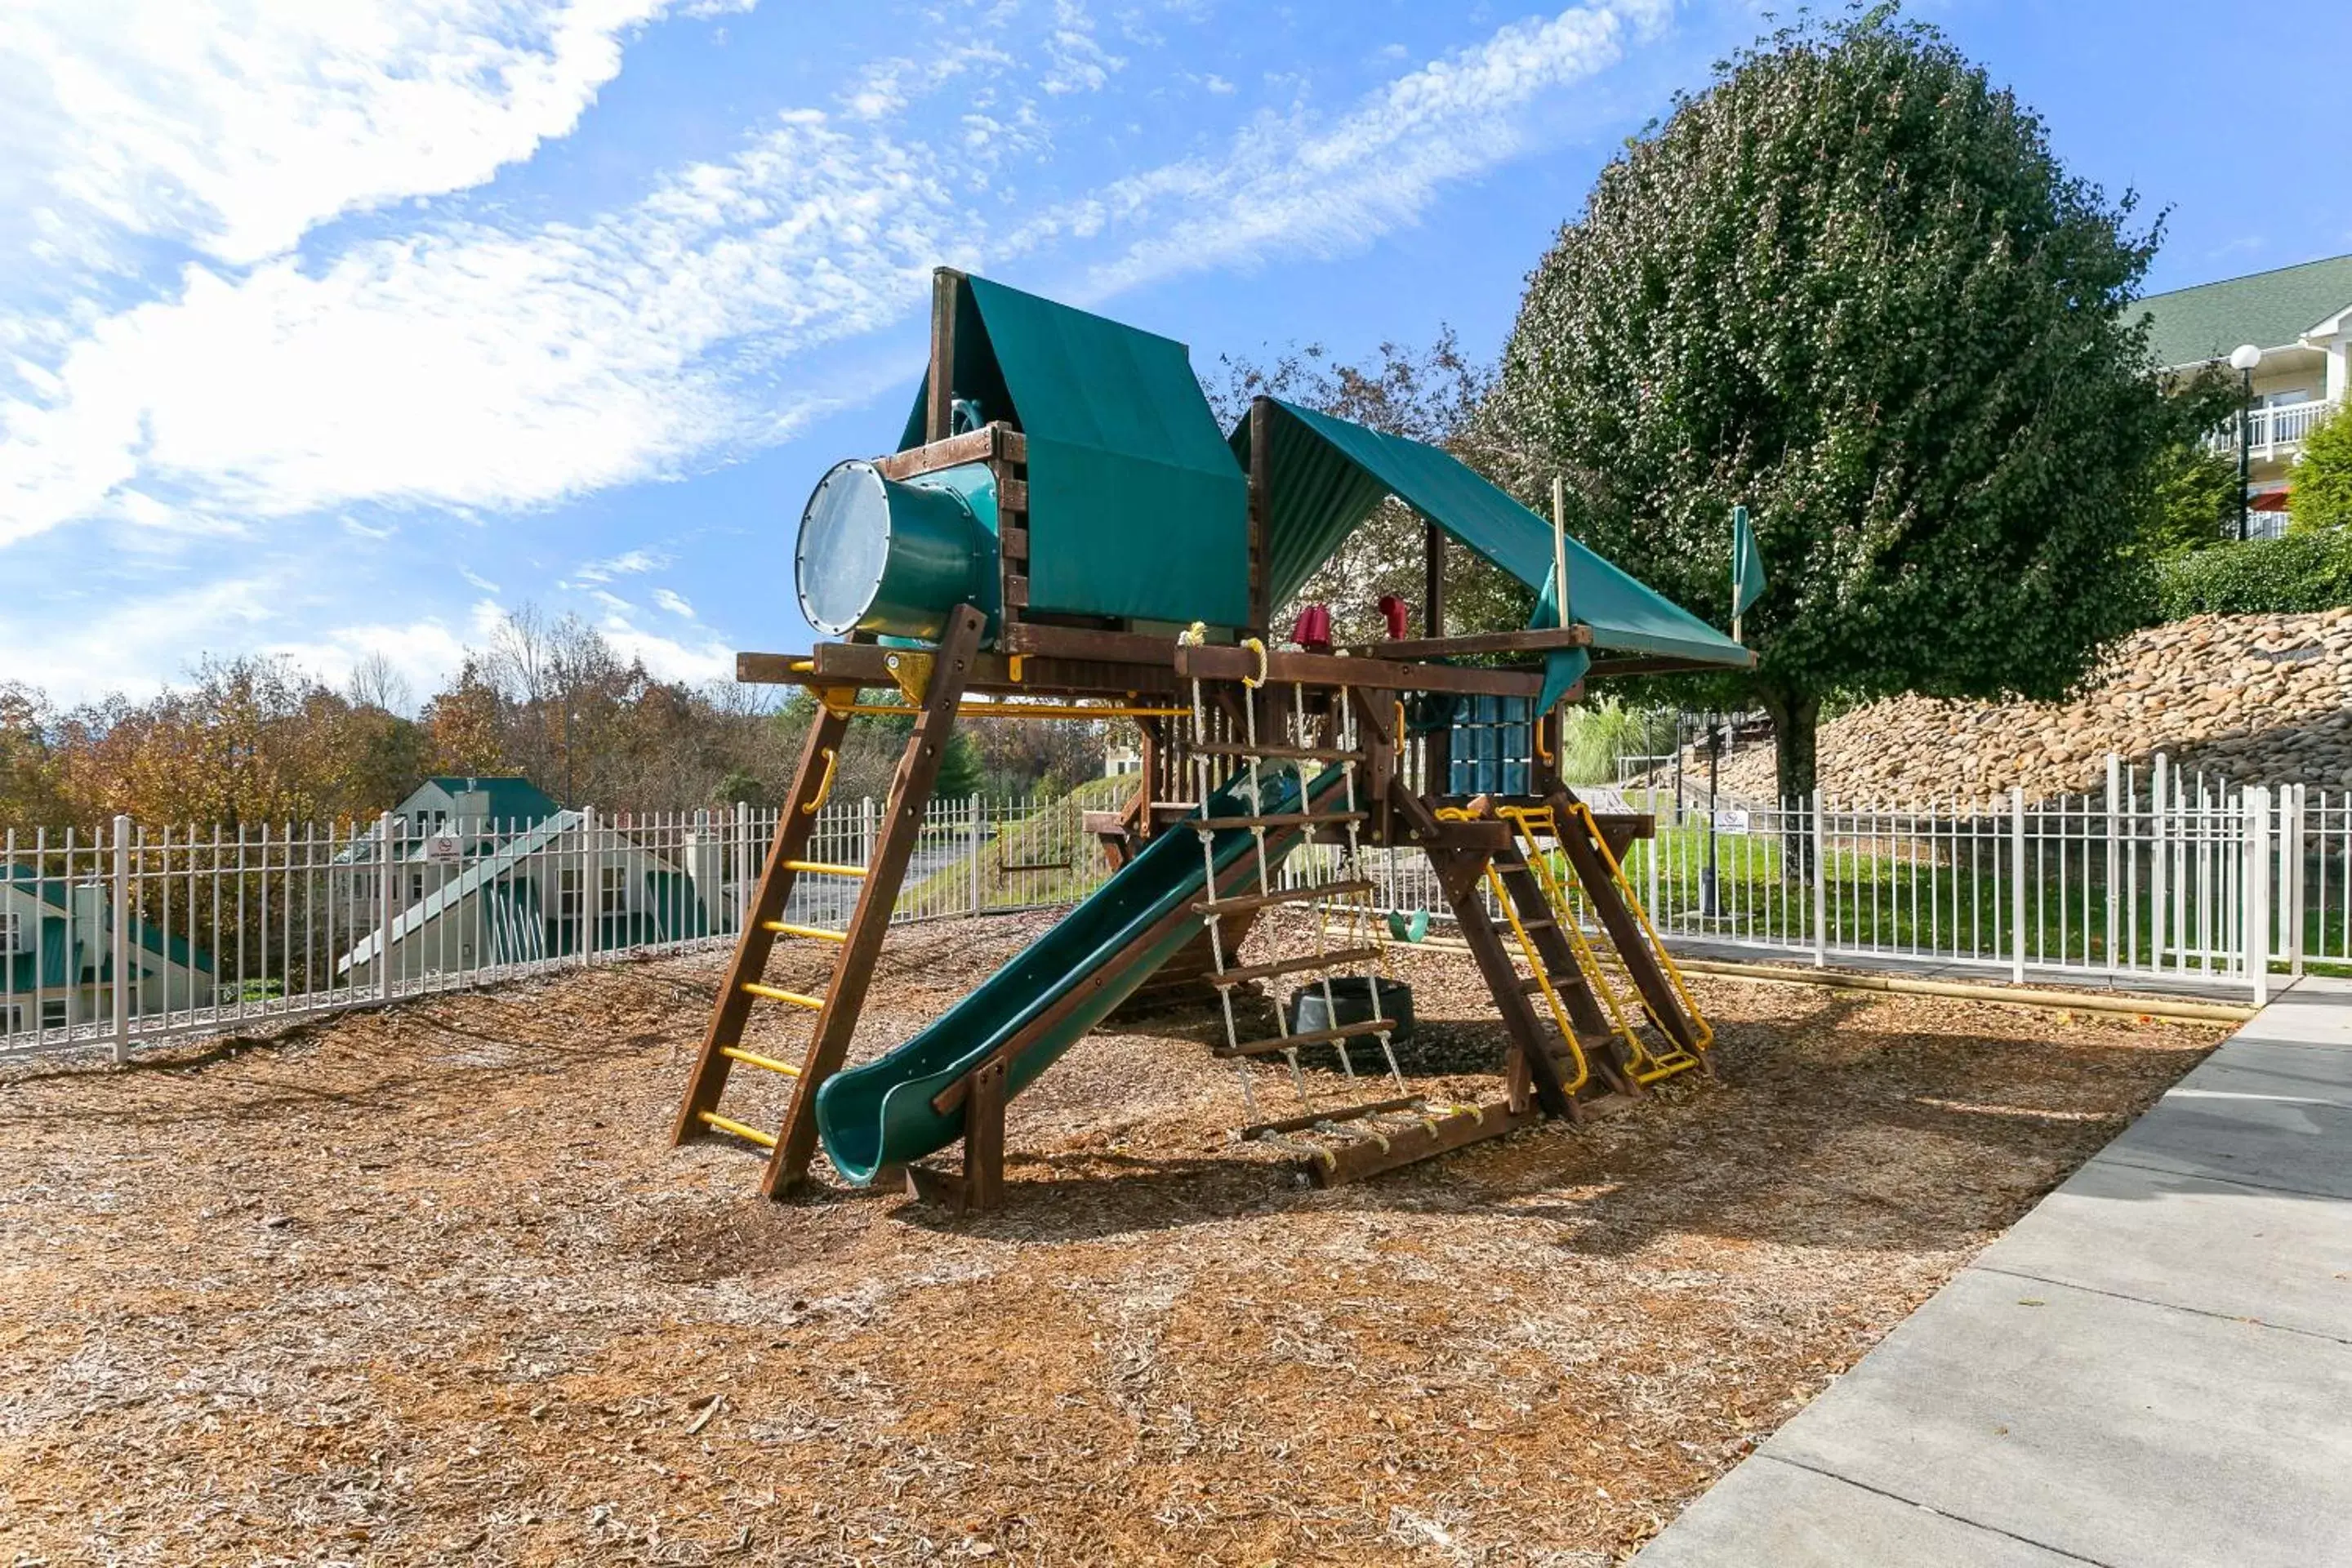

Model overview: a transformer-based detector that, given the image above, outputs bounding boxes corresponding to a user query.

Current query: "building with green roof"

[2140,252,2352,532]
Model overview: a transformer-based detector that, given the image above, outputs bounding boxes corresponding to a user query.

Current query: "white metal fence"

[3,751,2332,1062]
[0,791,1125,1063]
[1349,752,2340,1001]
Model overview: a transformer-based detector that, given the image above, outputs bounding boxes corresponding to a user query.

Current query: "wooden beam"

[763,604,988,1198]
[737,644,1183,698]
[1342,626,1594,660]
[1428,842,1575,1120]
[1307,1099,1537,1187]
[1175,643,1544,699]
[995,621,1181,666]
[873,423,1027,483]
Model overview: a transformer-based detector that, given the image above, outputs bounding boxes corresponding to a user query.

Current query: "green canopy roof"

[1234,399,1753,679]
[902,274,1248,627]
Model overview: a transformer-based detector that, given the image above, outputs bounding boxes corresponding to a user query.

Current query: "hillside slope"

[1706,608,2352,803]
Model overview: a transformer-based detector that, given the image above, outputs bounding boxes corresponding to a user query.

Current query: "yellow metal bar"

[742,981,824,1009]
[719,1045,802,1077]
[697,1110,778,1148]
[761,920,847,942]
[799,746,840,816]
[782,858,866,878]
[1563,800,1715,1055]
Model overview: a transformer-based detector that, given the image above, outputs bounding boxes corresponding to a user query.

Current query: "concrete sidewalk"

[1637,978,2352,1568]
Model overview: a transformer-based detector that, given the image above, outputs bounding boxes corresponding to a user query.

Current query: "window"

[411,870,426,902]
[557,867,583,920]
[599,865,628,916]
[1,1004,20,1035]
[0,910,22,955]
[42,999,67,1030]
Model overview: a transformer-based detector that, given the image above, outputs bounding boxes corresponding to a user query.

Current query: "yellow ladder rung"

[762,920,847,942]
[697,1110,778,1148]
[720,1045,802,1077]
[783,858,866,878]
[742,982,825,1009]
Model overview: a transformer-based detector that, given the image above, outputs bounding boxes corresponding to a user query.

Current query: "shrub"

[2154,528,2352,619]
[2292,400,2352,535]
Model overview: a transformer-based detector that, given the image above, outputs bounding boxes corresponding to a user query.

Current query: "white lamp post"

[2230,343,2262,541]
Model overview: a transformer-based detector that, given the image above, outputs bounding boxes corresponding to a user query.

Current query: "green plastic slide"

[814,764,1345,1183]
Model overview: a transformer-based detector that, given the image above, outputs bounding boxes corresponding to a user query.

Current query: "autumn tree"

[1205,333,1530,645]
[1486,6,2183,803]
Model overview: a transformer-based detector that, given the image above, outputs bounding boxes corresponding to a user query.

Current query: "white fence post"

[1811,788,1828,968]
[2284,785,2305,979]
[861,795,878,871]
[2149,753,2168,973]
[2104,754,2120,980]
[377,810,395,1003]
[582,806,600,968]
[2245,786,2271,1006]
[969,795,985,915]
[2010,786,2027,984]
[110,813,131,1062]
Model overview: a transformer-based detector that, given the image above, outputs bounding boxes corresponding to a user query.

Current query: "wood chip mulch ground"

[0,912,2225,1566]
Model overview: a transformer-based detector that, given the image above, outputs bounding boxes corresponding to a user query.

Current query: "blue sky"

[4,0,2348,707]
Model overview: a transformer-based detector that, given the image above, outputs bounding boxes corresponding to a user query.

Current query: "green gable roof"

[900,274,1250,628]
[1236,399,1753,697]
[421,776,559,823]
[2141,253,2352,368]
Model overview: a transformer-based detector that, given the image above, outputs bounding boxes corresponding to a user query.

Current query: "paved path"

[1637,978,2352,1568]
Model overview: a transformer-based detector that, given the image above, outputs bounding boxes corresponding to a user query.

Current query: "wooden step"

[1209,946,1383,988]
[1236,1094,1422,1140]
[1217,1018,1400,1058]
[1192,878,1372,917]
[1193,809,1368,832]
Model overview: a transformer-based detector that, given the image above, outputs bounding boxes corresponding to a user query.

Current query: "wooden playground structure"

[671,269,1752,1210]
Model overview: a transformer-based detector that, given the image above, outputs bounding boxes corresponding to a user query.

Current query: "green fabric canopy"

[902,275,1249,627]
[1232,399,1752,706]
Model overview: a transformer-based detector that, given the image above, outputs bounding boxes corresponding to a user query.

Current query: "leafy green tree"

[2292,399,2352,534]
[1485,6,2182,804]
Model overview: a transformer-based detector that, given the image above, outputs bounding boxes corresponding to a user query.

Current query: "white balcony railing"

[2205,397,2340,460]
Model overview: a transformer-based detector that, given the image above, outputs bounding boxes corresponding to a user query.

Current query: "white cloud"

[0,113,968,546]
[573,548,670,583]
[1076,0,1668,292]
[0,0,695,270]
[461,567,502,593]
[651,586,697,619]
[0,571,281,699]
[1041,0,1124,95]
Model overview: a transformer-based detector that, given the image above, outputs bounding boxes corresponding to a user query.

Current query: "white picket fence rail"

[2,750,2336,1062]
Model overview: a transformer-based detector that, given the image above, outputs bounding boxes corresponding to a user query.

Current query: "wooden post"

[1248,398,1272,635]
[1429,844,1575,1120]
[925,267,961,443]
[764,604,988,1197]
[671,702,853,1143]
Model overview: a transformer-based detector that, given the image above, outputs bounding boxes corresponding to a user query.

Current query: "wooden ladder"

[670,604,987,1197]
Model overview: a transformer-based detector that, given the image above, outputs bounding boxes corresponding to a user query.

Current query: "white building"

[2143,252,2352,537]
[332,777,735,987]
[2,868,216,1037]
